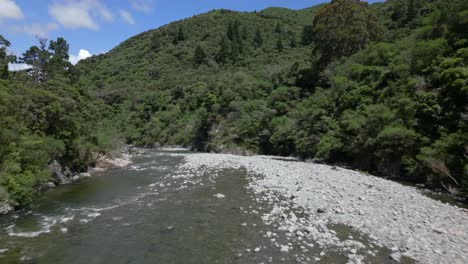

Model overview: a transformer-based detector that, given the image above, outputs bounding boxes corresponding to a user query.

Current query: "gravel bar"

[178,153,468,264]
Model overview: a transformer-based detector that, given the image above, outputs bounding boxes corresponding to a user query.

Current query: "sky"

[1,0,380,69]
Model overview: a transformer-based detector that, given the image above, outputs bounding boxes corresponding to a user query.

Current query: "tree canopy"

[312,0,381,65]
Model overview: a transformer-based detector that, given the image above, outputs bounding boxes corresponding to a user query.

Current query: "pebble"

[178,153,468,264]
[214,193,225,199]
[390,252,402,262]
[280,245,289,252]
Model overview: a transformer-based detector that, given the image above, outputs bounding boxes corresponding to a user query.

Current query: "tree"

[312,0,380,65]
[151,32,161,52]
[301,25,314,46]
[216,36,230,64]
[173,24,185,45]
[20,38,73,82]
[0,35,16,79]
[253,27,263,49]
[276,37,284,52]
[241,25,248,40]
[49,37,71,77]
[290,35,297,48]
[275,22,282,34]
[406,0,417,26]
[193,45,207,66]
[21,46,42,82]
[227,22,235,41]
[227,20,243,57]
[37,38,51,82]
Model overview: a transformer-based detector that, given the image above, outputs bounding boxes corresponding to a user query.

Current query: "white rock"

[214,193,226,199]
[390,252,402,262]
[280,245,289,252]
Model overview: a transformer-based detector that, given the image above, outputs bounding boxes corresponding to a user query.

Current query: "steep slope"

[76,6,322,103]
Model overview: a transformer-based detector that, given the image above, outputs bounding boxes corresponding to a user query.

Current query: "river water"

[0,149,411,263]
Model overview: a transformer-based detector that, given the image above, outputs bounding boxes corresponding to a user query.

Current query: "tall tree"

[241,25,248,40]
[275,22,282,34]
[216,36,230,64]
[227,22,235,41]
[220,21,244,61]
[290,36,297,48]
[301,25,314,46]
[253,27,263,49]
[277,37,284,52]
[406,0,417,26]
[173,24,185,45]
[312,0,380,65]
[193,45,207,66]
[0,35,15,79]
[20,38,63,82]
[49,37,71,77]
[151,32,161,52]
[20,46,42,82]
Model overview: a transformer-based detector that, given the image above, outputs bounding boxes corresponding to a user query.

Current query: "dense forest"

[0,0,467,209]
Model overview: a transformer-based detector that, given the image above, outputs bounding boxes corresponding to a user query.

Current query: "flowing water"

[0,149,411,263]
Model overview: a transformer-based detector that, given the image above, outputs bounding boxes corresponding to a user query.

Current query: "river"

[0,149,416,263]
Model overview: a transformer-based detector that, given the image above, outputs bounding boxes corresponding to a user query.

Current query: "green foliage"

[173,24,186,45]
[276,37,284,52]
[0,35,15,79]
[275,22,282,34]
[193,45,207,66]
[312,0,381,65]
[253,27,264,49]
[0,36,123,206]
[301,25,314,46]
[151,32,161,52]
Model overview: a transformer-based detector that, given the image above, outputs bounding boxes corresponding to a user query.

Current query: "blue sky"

[1,0,380,67]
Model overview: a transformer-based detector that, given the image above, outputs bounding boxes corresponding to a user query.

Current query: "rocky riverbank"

[0,187,14,215]
[0,147,135,215]
[176,152,468,264]
[49,147,135,187]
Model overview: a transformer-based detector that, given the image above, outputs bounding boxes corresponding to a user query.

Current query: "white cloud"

[0,0,24,21]
[129,0,154,14]
[8,63,31,71]
[119,10,135,25]
[49,0,113,30]
[10,23,58,37]
[69,49,92,65]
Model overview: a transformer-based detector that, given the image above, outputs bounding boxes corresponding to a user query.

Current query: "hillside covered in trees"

[1,0,467,208]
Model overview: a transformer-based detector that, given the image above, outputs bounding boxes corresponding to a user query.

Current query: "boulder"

[214,193,226,199]
[317,208,326,214]
[0,203,13,215]
[71,175,81,182]
[79,172,92,178]
[390,252,402,262]
[48,160,71,185]
[63,167,73,178]
[0,187,13,215]
[46,182,56,188]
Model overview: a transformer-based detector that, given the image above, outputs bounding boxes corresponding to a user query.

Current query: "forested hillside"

[1,0,467,209]
[0,38,122,207]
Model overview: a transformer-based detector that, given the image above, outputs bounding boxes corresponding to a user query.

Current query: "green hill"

[76,6,322,102]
